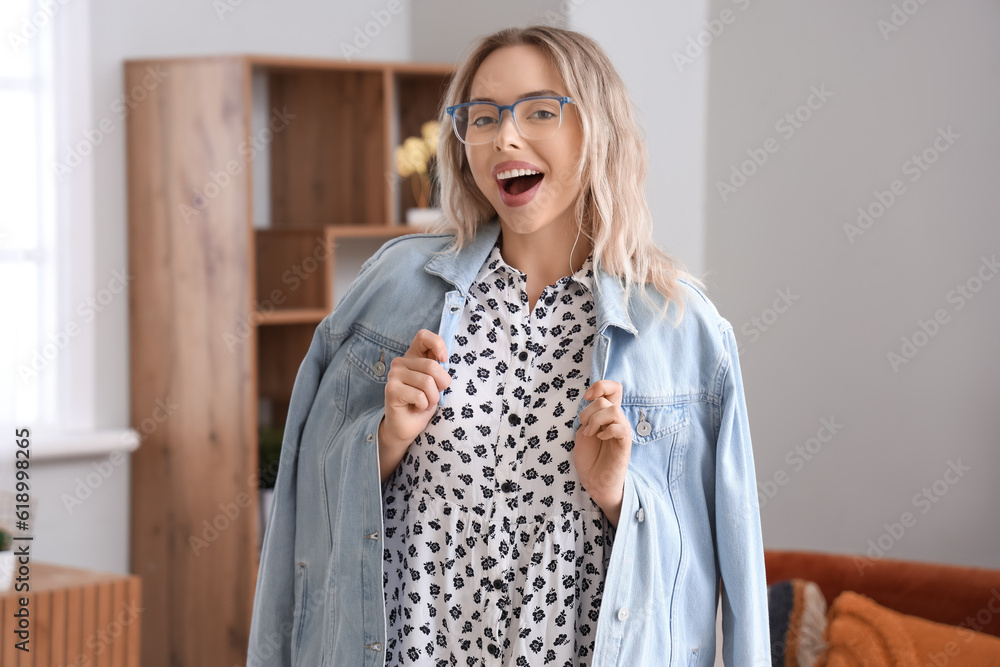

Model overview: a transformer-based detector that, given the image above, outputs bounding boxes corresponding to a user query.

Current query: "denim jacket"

[247,218,771,667]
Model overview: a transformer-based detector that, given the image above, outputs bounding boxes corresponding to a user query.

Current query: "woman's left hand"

[574,380,633,528]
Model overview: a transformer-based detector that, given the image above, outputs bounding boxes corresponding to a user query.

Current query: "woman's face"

[465,44,585,238]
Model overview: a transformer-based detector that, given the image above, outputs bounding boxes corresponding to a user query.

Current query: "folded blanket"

[817,591,1000,666]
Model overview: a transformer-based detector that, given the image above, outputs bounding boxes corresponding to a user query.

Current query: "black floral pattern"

[382,242,615,666]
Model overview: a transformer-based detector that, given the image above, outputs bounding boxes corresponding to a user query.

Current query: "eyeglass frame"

[445,95,576,145]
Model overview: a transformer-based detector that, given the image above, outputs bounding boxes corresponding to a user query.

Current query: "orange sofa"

[764,550,1000,666]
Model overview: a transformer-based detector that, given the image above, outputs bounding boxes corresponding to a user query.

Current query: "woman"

[248,25,770,667]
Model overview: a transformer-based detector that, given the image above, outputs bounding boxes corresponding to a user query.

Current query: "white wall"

[703,0,1000,569]
[570,1,709,278]
[410,0,565,63]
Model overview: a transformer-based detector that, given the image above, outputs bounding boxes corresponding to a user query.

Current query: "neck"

[497,219,592,286]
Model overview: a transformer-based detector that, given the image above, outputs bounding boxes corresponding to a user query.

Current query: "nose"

[493,108,521,149]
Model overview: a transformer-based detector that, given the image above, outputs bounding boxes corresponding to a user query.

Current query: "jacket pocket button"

[366,642,383,651]
[617,606,629,621]
[635,508,645,523]
[636,410,652,437]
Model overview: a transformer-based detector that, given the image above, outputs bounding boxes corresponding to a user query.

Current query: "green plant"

[0,528,11,552]
[258,425,284,489]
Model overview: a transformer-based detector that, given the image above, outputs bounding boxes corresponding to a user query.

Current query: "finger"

[592,422,630,442]
[405,329,448,363]
[583,405,624,436]
[391,356,451,390]
[392,363,448,397]
[387,378,431,412]
[583,380,623,405]
[578,396,614,427]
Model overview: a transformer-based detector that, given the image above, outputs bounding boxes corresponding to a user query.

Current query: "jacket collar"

[424,216,638,337]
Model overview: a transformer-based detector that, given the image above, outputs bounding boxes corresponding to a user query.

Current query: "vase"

[0,551,13,590]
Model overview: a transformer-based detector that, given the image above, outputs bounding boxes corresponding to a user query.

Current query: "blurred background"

[0,0,997,665]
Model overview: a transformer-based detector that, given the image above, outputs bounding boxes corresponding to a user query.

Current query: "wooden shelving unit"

[125,53,452,667]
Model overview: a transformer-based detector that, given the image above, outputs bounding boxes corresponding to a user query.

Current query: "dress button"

[518,350,528,361]
[488,643,499,656]
[493,578,503,590]
[617,606,630,621]
[508,413,519,426]
[636,508,645,522]
[501,481,513,493]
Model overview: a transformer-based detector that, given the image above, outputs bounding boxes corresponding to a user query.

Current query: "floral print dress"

[382,241,616,667]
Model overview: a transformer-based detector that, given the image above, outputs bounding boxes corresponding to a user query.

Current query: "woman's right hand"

[377,329,451,481]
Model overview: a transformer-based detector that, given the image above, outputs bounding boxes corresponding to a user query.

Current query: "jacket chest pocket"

[340,329,407,421]
[622,402,691,489]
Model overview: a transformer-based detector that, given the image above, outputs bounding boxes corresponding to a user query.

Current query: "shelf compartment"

[254,224,435,321]
[267,68,386,227]
[392,69,453,224]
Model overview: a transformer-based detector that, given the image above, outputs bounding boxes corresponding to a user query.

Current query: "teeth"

[496,168,542,180]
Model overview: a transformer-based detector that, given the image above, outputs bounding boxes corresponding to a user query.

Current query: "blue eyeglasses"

[446,96,575,145]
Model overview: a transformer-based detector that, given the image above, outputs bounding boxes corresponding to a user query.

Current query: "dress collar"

[473,238,595,296]
[423,216,637,336]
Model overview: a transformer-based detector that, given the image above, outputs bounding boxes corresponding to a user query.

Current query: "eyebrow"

[469,89,563,103]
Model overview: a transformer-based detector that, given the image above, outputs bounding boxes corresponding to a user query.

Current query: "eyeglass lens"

[453,98,564,144]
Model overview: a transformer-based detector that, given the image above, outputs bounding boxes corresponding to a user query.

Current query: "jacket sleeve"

[247,321,328,666]
[714,321,771,666]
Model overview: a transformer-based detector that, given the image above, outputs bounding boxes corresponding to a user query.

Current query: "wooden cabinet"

[125,54,452,667]
[0,562,142,666]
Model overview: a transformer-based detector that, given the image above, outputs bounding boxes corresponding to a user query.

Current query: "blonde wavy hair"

[425,24,704,327]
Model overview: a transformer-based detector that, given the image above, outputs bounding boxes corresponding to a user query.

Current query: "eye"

[471,116,498,128]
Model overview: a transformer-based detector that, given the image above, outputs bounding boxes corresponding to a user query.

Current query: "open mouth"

[497,169,544,196]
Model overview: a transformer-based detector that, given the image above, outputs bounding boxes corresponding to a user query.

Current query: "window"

[1,0,59,428]
[1,0,130,455]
